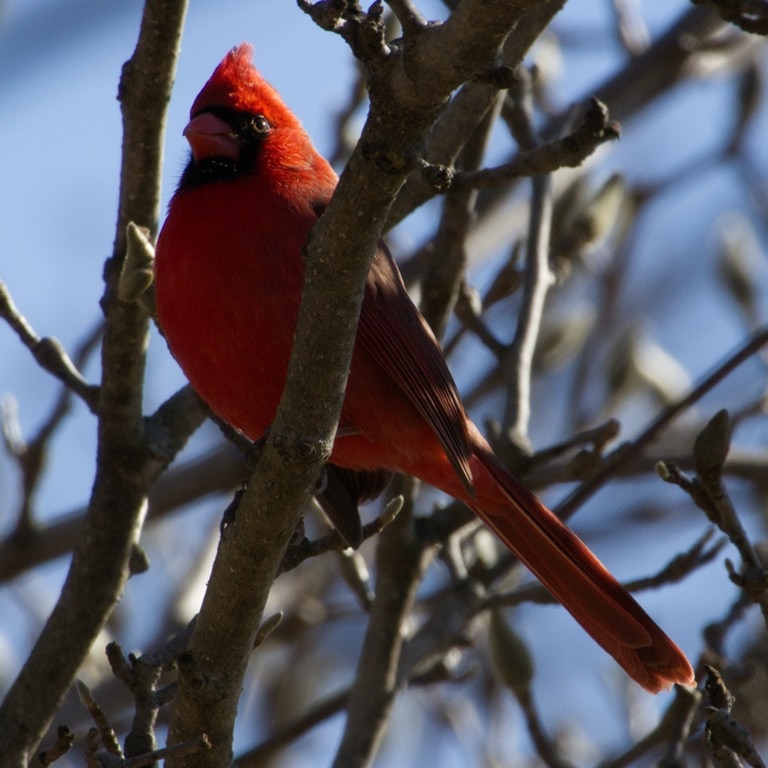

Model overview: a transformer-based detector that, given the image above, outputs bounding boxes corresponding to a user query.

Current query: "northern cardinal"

[154,44,695,693]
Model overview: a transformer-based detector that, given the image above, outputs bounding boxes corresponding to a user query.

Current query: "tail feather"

[472,446,695,694]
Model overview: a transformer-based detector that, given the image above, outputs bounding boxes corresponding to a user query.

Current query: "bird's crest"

[190,43,302,132]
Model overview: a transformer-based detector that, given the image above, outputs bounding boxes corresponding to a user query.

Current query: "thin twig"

[77,680,122,758]
[0,281,99,411]
[122,735,212,768]
[2,321,103,538]
[453,98,619,190]
[502,173,554,451]
[421,90,504,339]
[704,666,767,768]
[600,685,702,768]
[556,323,768,521]
[483,527,724,608]
[36,726,76,766]
[500,74,556,451]
[277,495,404,574]
[661,411,768,629]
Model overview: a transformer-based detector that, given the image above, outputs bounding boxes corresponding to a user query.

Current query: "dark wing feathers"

[356,243,475,496]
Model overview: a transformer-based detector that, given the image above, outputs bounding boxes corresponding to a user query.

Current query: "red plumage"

[154,44,695,693]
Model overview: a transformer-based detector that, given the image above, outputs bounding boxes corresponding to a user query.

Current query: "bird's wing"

[355,242,475,495]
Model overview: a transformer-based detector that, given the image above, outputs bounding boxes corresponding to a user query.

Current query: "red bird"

[154,44,695,693]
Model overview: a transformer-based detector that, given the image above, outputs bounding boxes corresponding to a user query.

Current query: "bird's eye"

[249,115,271,135]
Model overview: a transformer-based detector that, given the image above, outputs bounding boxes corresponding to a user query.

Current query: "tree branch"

[556,323,768,521]
[0,281,99,411]
[0,1,188,760]
[496,73,556,452]
[452,98,620,190]
[331,480,435,768]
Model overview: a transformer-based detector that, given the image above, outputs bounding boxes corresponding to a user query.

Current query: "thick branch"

[332,482,434,768]
[397,0,549,108]
[387,0,567,229]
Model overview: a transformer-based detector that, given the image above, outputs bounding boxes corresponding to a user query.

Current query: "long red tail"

[467,443,695,693]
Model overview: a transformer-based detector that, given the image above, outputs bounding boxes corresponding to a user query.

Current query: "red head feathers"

[189,43,303,133]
